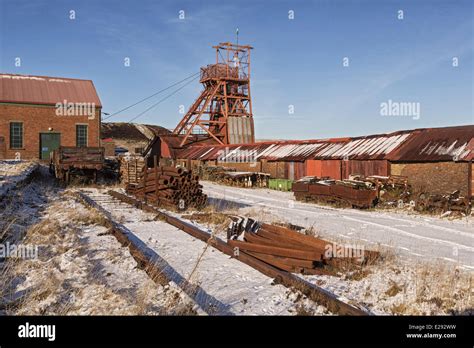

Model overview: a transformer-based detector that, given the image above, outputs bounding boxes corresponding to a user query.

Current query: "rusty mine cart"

[50,146,104,184]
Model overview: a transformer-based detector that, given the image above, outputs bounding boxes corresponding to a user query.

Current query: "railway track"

[74,189,370,316]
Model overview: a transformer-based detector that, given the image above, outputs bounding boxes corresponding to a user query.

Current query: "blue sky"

[1,0,473,139]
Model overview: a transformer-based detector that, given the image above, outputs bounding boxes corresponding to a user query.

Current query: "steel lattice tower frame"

[173,42,255,147]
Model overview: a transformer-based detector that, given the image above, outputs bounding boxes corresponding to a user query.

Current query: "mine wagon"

[50,146,104,184]
[293,178,379,209]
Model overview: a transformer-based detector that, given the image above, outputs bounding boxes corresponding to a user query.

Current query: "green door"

[40,133,61,160]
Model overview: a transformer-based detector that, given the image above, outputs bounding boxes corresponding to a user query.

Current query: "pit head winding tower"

[173,42,255,146]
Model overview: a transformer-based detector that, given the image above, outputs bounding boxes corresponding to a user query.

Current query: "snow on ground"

[79,189,329,315]
[1,170,326,315]
[200,181,473,315]
[2,170,471,315]
[8,198,196,315]
[299,259,472,315]
[0,160,39,199]
[0,166,53,245]
[0,171,198,315]
[82,187,472,315]
[202,181,474,269]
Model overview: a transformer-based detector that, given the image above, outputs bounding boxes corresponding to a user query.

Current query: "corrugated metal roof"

[463,138,474,161]
[387,126,474,162]
[175,125,473,162]
[258,143,326,161]
[0,73,102,107]
[176,140,342,161]
[313,132,413,160]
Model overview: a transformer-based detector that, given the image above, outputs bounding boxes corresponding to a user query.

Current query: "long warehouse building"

[148,125,474,198]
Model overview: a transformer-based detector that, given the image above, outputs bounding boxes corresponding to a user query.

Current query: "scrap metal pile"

[125,164,207,211]
[292,175,410,209]
[200,165,269,188]
[363,175,411,205]
[227,218,379,275]
[415,190,471,215]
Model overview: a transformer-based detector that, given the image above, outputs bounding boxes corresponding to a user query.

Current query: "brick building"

[0,73,101,160]
[387,126,474,197]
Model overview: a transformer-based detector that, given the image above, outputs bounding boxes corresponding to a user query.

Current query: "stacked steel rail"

[229,222,379,275]
[126,158,207,210]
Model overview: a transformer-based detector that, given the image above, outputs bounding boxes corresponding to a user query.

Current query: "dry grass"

[364,258,472,315]
[312,238,473,315]
[0,217,18,241]
[181,211,230,230]
[69,208,109,227]
[0,257,23,311]
[410,262,472,314]
[2,195,197,316]
[295,304,314,316]
[391,303,408,314]
[132,281,161,315]
[181,204,235,238]
[385,281,402,297]
[346,268,372,281]
[3,214,79,314]
[143,261,170,287]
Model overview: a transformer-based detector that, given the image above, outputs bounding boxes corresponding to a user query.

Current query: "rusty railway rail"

[105,189,369,316]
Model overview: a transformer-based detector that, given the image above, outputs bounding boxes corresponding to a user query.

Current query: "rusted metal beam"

[228,239,324,261]
[254,228,321,251]
[245,250,318,269]
[260,223,330,250]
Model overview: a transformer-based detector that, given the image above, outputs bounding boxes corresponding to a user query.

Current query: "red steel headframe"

[173,42,255,147]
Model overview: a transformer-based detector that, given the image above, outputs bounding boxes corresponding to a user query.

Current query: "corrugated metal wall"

[306,160,342,179]
[321,160,342,180]
[288,162,295,180]
[228,116,254,144]
[286,161,306,180]
[341,160,389,178]
[306,160,387,180]
[306,160,322,177]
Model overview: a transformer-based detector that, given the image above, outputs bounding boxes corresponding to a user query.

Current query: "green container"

[269,178,278,190]
[269,178,293,191]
